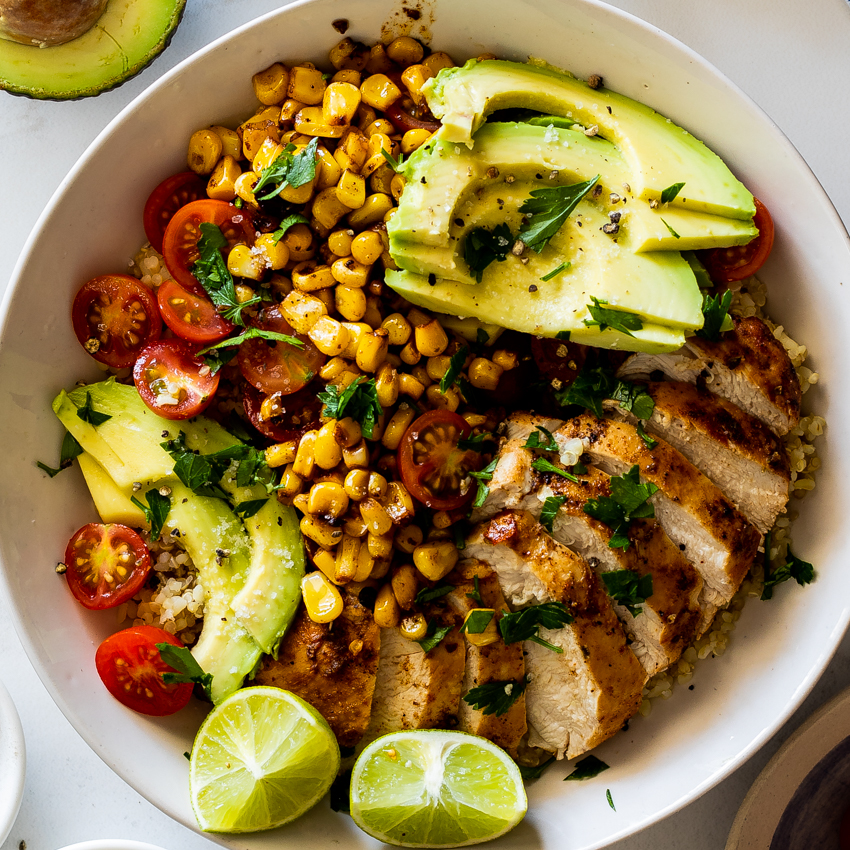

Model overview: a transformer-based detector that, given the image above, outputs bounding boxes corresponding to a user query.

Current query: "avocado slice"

[0,0,186,99]
[424,59,755,220]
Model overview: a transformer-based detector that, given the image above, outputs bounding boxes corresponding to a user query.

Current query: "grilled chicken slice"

[254,590,380,748]
[445,560,527,755]
[503,411,565,443]
[617,316,801,435]
[554,415,761,608]
[466,510,645,759]
[606,381,790,533]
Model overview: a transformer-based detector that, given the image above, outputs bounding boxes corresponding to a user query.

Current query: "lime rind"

[189,686,340,833]
[350,729,527,848]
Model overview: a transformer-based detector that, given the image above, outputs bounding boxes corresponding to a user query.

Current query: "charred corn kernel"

[241,122,280,162]
[407,307,431,328]
[292,493,310,515]
[334,417,362,447]
[400,63,434,103]
[400,127,433,154]
[280,98,306,122]
[315,145,343,189]
[411,364,432,387]
[312,548,341,584]
[386,35,424,67]
[336,285,368,322]
[334,534,361,583]
[362,136,392,177]
[254,233,290,270]
[372,557,392,580]
[342,439,369,469]
[423,51,455,75]
[367,532,394,560]
[309,316,349,357]
[432,511,454,530]
[322,81,361,126]
[373,582,400,628]
[382,481,415,524]
[314,421,343,470]
[328,229,355,256]
[292,261,335,292]
[463,609,500,647]
[329,37,370,71]
[344,514,368,538]
[280,177,316,206]
[375,362,399,408]
[462,412,488,429]
[336,169,367,210]
[282,223,314,260]
[234,171,259,206]
[265,440,298,468]
[368,410,386,442]
[343,469,370,500]
[252,62,290,105]
[350,230,384,265]
[234,283,256,303]
[209,125,241,159]
[398,372,425,400]
[312,187,351,229]
[319,356,347,382]
[364,297,382,334]
[227,244,264,280]
[331,256,371,288]
[300,515,343,549]
[370,163,395,194]
[251,138,283,174]
[340,322,371,358]
[269,274,293,298]
[365,43,394,74]
[293,430,318,478]
[426,384,461,412]
[360,497,393,536]
[356,329,389,373]
[413,540,459,581]
[364,121,395,140]
[395,524,424,554]
[390,173,406,201]
[399,341,421,367]
[295,106,346,139]
[307,481,349,519]
[335,127,369,172]
[492,349,518,371]
[426,354,452,383]
[367,472,388,499]
[399,613,428,641]
[414,319,449,357]
[301,571,344,622]
[381,312,412,346]
[278,463,303,497]
[348,193,394,228]
[468,357,504,391]
[288,65,326,105]
[355,547,379,581]
[332,69,362,86]
[360,73,401,111]
[391,564,418,609]
[187,129,222,175]
[206,155,241,201]
[281,290,327,334]
[355,103,378,131]
[382,404,416,451]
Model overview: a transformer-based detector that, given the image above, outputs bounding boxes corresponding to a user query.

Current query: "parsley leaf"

[696,289,734,341]
[463,677,528,717]
[564,754,610,781]
[607,789,616,810]
[457,432,495,451]
[254,138,319,200]
[272,214,309,244]
[540,495,566,532]
[583,297,644,337]
[761,546,815,600]
[464,224,515,283]
[556,330,572,341]
[555,361,654,420]
[37,431,84,477]
[379,147,405,172]
[36,461,63,478]
[531,457,579,481]
[234,498,268,518]
[523,426,559,452]
[317,378,382,439]
[660,182,685,204]
[417,621,453,653]
[470,458,498,509]
[130,489,171,541]
[661,218,680,239]
[499,602,572,652]
[521,756,556,780]
[466,575,483,604]
[76,392,112,426]
[460,609,494,635]
[636,422,657,449]
[415,584,454,605]
[601,569,653,616]
[440,345,469,393]
[474,328,490,352]
[540,261,571,282]
[156,643,213,701]
[583,465,658,550]
[609,379,655,421]
[198,327,304,374]
[518,175,599,253]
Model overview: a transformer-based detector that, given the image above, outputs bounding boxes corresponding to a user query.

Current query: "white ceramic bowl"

[0,1,848,848]
[56,842,168,850]
[0,679,25,846]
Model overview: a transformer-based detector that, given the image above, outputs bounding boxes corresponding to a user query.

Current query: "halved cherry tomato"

[72,274,162,368]
[531,336,588,386]
[701,197,775,283]
[63,523,152,610]
[143,171,208,253]
[156,277,234,344]
[242,381,322,442]
[238,305,326,395]
[385,101,441,134]
[95,625,193,716]
[133,338,219,419]
[398,410,482,511]
[161,199,255,294]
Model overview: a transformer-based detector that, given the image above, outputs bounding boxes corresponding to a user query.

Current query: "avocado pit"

[0,0,108,47]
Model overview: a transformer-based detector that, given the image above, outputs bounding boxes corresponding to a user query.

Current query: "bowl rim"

[0,678,25,847]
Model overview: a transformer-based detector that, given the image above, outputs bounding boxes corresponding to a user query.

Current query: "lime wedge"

[189,686,340,833]
[350,730,527,848]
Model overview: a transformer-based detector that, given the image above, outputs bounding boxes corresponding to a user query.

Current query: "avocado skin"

[0,0,186,100]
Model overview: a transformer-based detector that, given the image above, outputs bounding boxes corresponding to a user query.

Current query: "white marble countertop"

[1,0,849,848]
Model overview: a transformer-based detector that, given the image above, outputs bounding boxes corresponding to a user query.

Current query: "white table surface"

[1,1,849,848]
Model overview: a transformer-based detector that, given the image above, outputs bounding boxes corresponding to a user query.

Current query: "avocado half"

[0,0,187,99]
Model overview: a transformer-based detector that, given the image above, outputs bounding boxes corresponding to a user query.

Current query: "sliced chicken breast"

[606,380,790,533]
[553,415,761,608]
[446,560,527,755]
[617,316,801,436]
[466,510,645,759]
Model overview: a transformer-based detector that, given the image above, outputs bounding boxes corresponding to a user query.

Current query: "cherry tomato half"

[242,381,322,442]
[701,197,775,283]
[95,625,193,716]
[72,274,162,368]
[63,523,152,610]
[143,171,208,253]
[161,199,255,294]
[133,338,220,420]
[531,336,588,386]
[238,305,326,395]
[157,277,235,344]
[385,101,441,134]
[398,410,482,511]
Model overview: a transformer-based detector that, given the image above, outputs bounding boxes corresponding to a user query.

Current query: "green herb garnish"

[317,378,382,439]
[234,498,268,518]
[518,175,599,253]
[540,261,571,282]
[464,224,514,282]
[254,138,319,200]
[130,489,171,541]
[379,147,405,173]
[761,544,815,600]
[564,754,610,781]
[696,289,734,341]
[540,495,566,533]
[466,574,483,605]
[440,345,469,393]
[499,602,573,652]
[76,391,112,426]
[156,643,213,701]
[415,584,454,605]
[601,569,653,616]
[417,621,453,653]
[661,218,680,239]
[460,609,494,635]
[555,330,571,341]
[457,432,495,452]
[660,182,685,204]
[520,757,556,780]
[531,457,579,481]
[199,327,304,374]
[37,431,84,477]
[470,458,498,509]
[583,297,644,338]
[636,422,657,449]
[583,465,658,549]
[555,362,653,420]
[463,677,528,717]
[523,426,558,452]
[607,789,616,810]
[272,213,309,244]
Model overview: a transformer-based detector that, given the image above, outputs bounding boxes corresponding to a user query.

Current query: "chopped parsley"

[253,138,319,200]
[317,378,382,438]
[463,677,528,717]
[531,457,579,481]
[601,569,654,616]
[37,431,83,477]
[555,361,654,420]
[761,538,815,600]
[415,584,454,605]
[440,345,469,393]
[583,297,644,338]
[520,756,555,780]
[583,464,658,549]
[555,330,572,341]
[130,489,171,541]
[234,498,269,518]
[469,458,498,508]
[636,422,658,449]
[523,426,559,453]
[661,218,680,239]
[607,789,616,810]
[466,574,483,604]
[518,175,599,253]
[499,601,573,652]
[660,182,685,204]
[379,147,405,172]
[198,327,304,375]
[272,213,309,244]
[457,432,495,451]
[540,495,566,533]
[696,289,734,341]
[564,754,610,781]
[540,261,571,282]
[157,643,213,701]
[460,609,494,634]
[76,392,112,426]
[464,223,514,282]
[473,327,490,353]
[417,621,453,653]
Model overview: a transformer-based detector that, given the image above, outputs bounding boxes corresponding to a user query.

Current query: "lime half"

[189,686,340,833]
[350,729,527,848]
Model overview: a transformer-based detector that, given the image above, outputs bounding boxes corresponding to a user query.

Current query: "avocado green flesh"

[0,0,186,99]
[424,59,755,220]
[53,379,304,700]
